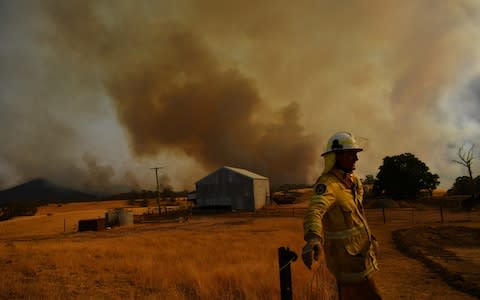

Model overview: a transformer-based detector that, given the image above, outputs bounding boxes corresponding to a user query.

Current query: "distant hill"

[0,178,96,205]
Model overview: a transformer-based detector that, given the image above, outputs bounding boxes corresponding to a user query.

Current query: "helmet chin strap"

[334,161,352,174]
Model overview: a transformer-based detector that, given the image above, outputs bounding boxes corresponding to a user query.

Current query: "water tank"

[118,210,134,226]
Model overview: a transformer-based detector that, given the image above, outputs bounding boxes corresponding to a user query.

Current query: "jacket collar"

[330,167,355,188]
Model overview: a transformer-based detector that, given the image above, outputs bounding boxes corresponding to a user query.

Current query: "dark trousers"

[337,276,382,300]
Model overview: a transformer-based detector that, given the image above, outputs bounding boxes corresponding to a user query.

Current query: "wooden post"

[64,218,66,233]
[382,208,386,224]
[278,247,297,300]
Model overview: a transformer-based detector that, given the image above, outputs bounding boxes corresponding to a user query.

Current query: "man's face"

[335,150,359,173]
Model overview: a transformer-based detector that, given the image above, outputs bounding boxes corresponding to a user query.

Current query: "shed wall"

[253,179,270,209]
[196,168,257,210]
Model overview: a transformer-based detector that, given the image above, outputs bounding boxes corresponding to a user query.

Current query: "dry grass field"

[0,201,128,238]
[0,205,334,300]
[0,198,479,299]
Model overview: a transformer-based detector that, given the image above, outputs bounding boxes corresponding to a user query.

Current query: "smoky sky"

[461,76,480,123]
[2,0,480,192]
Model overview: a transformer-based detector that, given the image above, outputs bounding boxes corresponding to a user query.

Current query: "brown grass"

[0,203,337,299]
[2,200,480,299]
[0,200,128,238]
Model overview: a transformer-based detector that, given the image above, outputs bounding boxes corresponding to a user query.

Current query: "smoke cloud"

[1,0,480,192]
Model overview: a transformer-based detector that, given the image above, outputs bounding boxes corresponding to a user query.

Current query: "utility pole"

[151,166,164,214]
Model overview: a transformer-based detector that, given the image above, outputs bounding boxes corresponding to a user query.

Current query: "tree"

[161,187,174,202]
[362,174,376,200]
[448,175,480,195]
[374,153,440,200]
[363,174,376,185]
[0,201,38,221]
[452,143,476,198]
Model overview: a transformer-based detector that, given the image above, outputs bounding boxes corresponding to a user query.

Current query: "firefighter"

[302,131,382,300]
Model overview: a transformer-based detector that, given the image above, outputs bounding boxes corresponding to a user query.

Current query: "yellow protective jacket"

[303,168,378,283]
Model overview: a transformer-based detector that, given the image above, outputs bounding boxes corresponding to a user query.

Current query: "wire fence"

[365,207,480,224]
[232,206,480,224]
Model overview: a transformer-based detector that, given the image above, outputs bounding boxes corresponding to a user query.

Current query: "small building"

[195,166,270,211]
[78,218,106,232]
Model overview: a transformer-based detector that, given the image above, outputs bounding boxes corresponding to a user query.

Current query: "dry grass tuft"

[0,203,336,299]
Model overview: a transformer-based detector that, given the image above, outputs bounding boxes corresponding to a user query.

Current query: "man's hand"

[302,238,322,269]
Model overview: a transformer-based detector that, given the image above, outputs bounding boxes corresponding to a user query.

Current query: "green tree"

[374,153,440,200]
[448,175,480,195]
[0,201,38,221]
[363,174,376,185]
[362,174,376,200]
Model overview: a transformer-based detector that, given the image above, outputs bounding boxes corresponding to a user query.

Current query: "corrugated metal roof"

[223,166,268,180]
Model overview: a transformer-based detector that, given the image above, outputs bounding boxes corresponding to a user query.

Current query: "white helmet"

[321,131,363,156]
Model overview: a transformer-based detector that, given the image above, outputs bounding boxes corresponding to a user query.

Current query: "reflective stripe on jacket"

[303,168,379,283]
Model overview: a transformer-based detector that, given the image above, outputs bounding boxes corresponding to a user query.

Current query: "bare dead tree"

[452,143,476,198]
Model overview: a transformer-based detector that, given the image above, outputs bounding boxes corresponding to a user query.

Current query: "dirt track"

[392,225,480,299]
[368,217,480,300]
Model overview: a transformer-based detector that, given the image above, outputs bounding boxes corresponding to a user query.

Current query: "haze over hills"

[0,178,96,205]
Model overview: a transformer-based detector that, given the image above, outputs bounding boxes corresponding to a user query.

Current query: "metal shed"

[78,218,106,232]
[195,166,271,211]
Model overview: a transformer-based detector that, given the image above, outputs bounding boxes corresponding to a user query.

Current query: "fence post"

[440,205,444,223]
[382,208,386,224]
[278,247,297,300]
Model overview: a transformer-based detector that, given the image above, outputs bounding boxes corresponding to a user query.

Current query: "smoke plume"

[1,0,480,192]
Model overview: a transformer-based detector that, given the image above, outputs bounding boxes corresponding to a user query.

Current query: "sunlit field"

[0,202,336,300]
[2,197,479,299]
